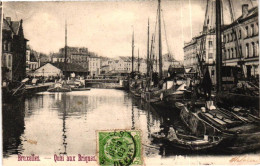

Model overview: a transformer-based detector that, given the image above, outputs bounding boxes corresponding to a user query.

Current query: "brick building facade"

[2,17,28,82]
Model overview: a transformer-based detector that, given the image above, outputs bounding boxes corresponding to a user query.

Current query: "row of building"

[100,54,182,76]
[183,4,259,84]
[51,46,101,76]
[32,52,181,78]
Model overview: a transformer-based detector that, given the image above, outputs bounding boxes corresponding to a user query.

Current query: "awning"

[185,68,192,73]
[21,78,29,83]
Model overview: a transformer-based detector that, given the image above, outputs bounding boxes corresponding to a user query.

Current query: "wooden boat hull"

[217,92,259,111]
[163,92,185,109]
[151,132,222,151]
[71,88,90,91]
[47,87,71,92]
[114,86,125,90]
[216,125,260,153]
[129,88,141,98]
[2,87,25,103]
[179,105,260,153]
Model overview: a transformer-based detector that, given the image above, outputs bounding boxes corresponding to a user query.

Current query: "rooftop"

[52,62,88,72]
[223,6,258,30]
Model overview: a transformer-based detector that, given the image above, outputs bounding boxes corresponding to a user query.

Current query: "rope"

[221,0,227,67]
[249,0,254,7]
[188,0,193,38]
[142,143,160,150]
[161,10,171,58]
[150,8,159,73]
[227,0,245,78]
[203,0,209,27]
[210,0,214,29]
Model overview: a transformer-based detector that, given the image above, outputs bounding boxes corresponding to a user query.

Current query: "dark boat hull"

[2,86,25,103]
[151,133,222,151]
[47,87,71,92]
[129,88,141,98]
[217,92,259,111]
[217,128,260,153]
[179,105,260,153]
[71,88,90,91]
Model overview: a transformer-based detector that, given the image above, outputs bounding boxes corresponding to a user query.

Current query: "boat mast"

[65,20,67,78]
[138,48,140,73]
[158,0,163,80]
[132,28,135,73]
[216,0,222,93]
[147,18,150,76]
[150,34,154,78]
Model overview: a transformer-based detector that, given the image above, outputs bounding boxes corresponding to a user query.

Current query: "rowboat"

[151,127,222,151]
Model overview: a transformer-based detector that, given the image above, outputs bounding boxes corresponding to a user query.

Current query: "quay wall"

[25,83,54,95]
[86,82,124,89]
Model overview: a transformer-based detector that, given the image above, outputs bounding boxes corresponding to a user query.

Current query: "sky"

[3,0,258,61]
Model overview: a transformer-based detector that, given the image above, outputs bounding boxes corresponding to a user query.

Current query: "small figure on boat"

[201,67,212,100]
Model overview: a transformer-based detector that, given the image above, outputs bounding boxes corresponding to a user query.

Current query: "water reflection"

[2,99,25,157]
[61,94,67,155]
[131,102,135,130]
[3,89,164,158]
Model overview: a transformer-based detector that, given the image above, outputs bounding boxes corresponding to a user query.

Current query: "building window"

[224,50,226,60]
[8,42,11,52]
[251,24,254,36]
[252,42,255,57]
[8,54,11,68]
[208,53,213,59]
[3,41,7,51]
[245,26,249,37]
[227,34,229,43]
[256,22,259,35]
[239,29,242,39]
[208,41,213,48]
[256,41,259,57]
[223,35,226,43]
[233,32,236,40]
[230,33,233,41]
[227,49,230,59]
[234,47,237,58]
[231,48,234,59]
[239,45,242,58]
[246,43,249,58]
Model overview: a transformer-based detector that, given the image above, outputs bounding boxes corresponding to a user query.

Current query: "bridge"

[85,78,120,83]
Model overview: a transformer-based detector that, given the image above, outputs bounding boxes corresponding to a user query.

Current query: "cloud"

[3,0,257,61]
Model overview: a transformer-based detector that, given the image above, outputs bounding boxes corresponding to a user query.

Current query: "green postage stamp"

[97,130,142,166]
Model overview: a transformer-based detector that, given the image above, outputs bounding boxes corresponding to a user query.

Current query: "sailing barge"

[177,100,260,153]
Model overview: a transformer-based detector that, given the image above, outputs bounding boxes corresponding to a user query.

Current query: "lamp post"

[42,68,45,85]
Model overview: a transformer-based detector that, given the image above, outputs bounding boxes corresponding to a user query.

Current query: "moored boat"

[177,100,260,153]
[2,81,26,103]
[151,127,222,151]
[47,82,71,92]
[71,87,90,91]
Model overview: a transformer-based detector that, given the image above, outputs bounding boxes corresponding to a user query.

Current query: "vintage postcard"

[1,0,260,165]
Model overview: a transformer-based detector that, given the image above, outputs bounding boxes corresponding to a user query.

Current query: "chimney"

[242,4,249,18]
[203,26,208,34]
[6,17,11,24]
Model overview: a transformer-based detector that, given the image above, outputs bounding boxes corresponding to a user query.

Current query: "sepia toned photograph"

[1,0,260,165]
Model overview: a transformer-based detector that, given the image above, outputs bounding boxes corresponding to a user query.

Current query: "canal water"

[3,89,166,159]
[3,89,260,165]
